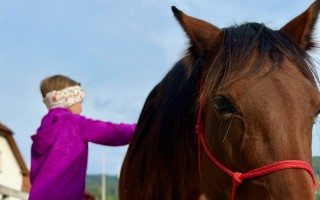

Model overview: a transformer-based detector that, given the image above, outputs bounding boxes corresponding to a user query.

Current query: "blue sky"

[0,0,319,175]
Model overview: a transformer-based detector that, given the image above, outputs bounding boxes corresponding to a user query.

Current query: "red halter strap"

[195,83,318,200]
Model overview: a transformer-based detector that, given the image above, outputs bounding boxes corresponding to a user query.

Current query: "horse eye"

[212,96,236,113]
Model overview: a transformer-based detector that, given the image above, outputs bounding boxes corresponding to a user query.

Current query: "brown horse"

[120,1,320,200]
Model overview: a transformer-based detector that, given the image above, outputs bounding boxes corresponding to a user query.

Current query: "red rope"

[195,82,318,200]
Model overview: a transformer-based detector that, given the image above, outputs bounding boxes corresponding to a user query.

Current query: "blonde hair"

[40,75,80,98]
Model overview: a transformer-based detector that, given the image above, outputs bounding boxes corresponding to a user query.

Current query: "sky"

[0,0,319,175]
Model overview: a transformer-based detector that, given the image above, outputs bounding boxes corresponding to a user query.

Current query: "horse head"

[120,1,320,199]
[172,1,320,199]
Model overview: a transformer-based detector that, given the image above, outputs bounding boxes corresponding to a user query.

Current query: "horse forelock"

[200,22,319,103]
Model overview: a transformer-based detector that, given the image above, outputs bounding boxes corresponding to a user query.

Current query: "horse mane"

[120,57,204,199]
[201,23,319,101]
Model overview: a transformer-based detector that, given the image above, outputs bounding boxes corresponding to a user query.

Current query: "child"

[29,75,136,200]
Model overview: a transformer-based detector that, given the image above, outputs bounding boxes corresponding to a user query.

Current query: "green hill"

[313,156,320,177]
[87,156,320,199]
[86,175,119,200]
[313,156,320,199]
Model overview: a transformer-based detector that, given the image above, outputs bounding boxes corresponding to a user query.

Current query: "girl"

[29,75,136,200]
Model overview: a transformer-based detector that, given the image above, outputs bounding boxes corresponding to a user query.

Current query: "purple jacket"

[29,108,135,200]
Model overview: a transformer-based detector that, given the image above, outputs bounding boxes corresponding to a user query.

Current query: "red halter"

[195,83,318,200]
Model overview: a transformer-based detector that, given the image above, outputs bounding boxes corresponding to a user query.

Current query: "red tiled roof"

[22,176,31,192]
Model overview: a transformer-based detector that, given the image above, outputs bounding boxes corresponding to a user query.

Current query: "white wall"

[0,136,23,191]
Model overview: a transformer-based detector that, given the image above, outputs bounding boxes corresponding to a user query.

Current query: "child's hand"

[84,190,95,200]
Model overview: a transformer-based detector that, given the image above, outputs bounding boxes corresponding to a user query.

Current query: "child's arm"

[77,115,136,146]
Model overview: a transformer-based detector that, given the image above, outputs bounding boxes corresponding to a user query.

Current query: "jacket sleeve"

[76,115,136,146]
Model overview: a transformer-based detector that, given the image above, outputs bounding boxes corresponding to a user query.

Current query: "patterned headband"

[43,85,85,109]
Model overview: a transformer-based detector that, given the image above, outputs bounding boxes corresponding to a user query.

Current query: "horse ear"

[280,1,320,50]
[171,6,222,57]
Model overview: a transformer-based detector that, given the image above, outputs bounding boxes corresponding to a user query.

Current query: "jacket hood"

[31,108,70,155]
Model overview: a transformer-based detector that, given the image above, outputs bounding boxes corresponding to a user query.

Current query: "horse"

[120,1,320,199]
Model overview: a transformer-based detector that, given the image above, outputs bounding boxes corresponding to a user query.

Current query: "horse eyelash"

[222,113,235,143]
[217,113,235,143]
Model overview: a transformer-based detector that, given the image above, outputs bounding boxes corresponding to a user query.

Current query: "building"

[0,123,30,200]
